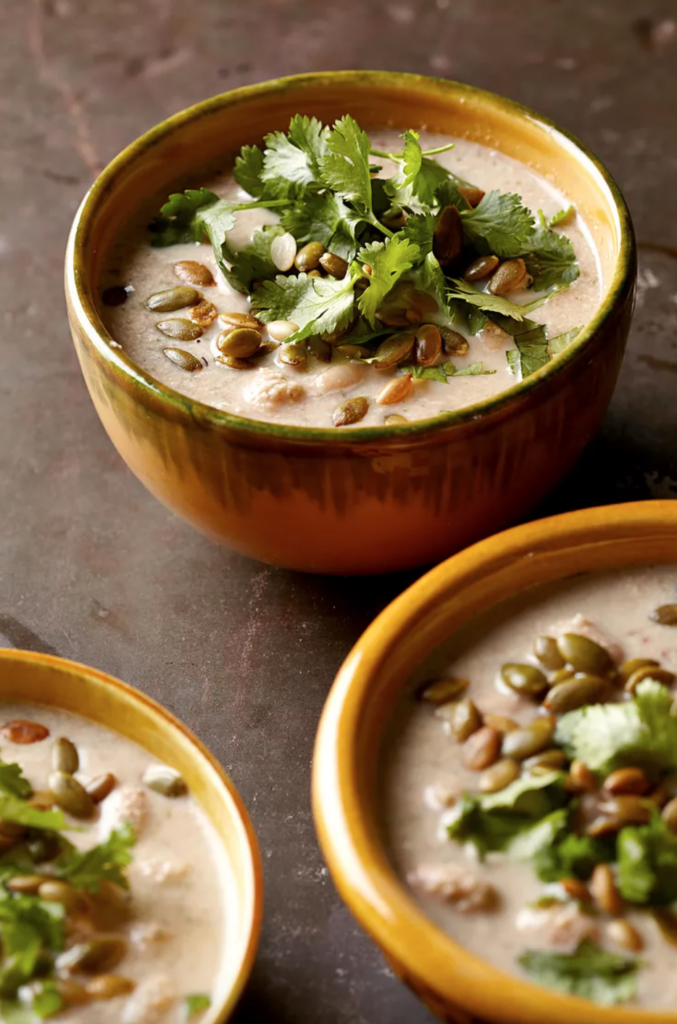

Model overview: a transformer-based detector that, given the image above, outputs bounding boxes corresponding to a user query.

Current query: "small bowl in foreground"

[312,500,677,1024]
[0,648,263,1023]
[66,71,635,574]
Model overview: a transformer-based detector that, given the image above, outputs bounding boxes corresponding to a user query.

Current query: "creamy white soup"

[382,566,677,1008]
[101,127,602,428]
[0,703,229,1023]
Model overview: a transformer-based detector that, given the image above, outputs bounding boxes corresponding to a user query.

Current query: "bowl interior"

[0,649,262,1023]
[313,501,677,1024]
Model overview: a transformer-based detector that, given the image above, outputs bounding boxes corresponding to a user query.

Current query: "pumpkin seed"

[439,326,469,356]
[384,413,408,425]
[654,908,677,946]
[619,657,659,682]
[440,698,482,741]
[483,714,518,734]
[101,286,128,307]
[376,375,413,406]
[218,312,263,330]
[606,919,643,952]
[625,665,675,694]
[523,749,569,771]
[270,232,297,272]
[216,354,254,370]
[53,737,79,774]
[414,324,442,366]
[267,320,299,342]
[533,636,565,671]
[156,318,203,342]
[174,260,215,286]
[143,765,188,798]
[376,306,415,328]
[86,773,117,803]
[662,797,677,832]
[295,241,324,272]
[568,760,598,793]
[648,783,671,809]
[590,864,623,915]
[336,344,371,360]
[594,795,653,831]
[1,719,49,745]
[27,790,54,811]
[408,288,439,315]
[145,286,199,313]
[307,269,322,278]
[544,674,607,714]
[371,332,415,369]
[488,258,527,295]
[333,396,369,427]
[418,677,470,704]
[57,936,128,975]
[550,667,575,685]
[278,343,307,367]
[560,878,591,903]
[603,767,651,796]
[319,253,349,278]
[502,719,554,760]
[500,663,549,699]
[163,348,203,372]
[457,185,485,208]
[307,337,332,363]
[39,879,85,913]
[217,327,262,359]
[433,205,463,266]
[7,874,44,895]
[463,255,499,282]
[556,633,614,675]
[479,758,520,793]
[188,299,218,328]
[54,978,91,1007]
[86,975,136,1000]
[48,771,95,819]
[463,726,501,771]
[651,604,677,626]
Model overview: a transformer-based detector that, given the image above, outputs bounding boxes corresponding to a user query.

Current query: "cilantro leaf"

[55,823,135,893]
[548,326,581,357]
[321,116,373,213]
[0,1002,38,1023]
[252,271,357,342]
[436,179,472,212]
[0,797,64,832]
[446,771,567,857]
[0,762,32,800]
[356,237,420,328]
[281,192,365,261]
[149,189,221,246]
[400,130,423,190]
[523,226,579,290]
[549,206,575,228]
[518,940,638,1005]
[31,980,63,1019]
[515,809,614,881]
[400,212,436,255]
[616,814,677,905]
[446,279,537,321]
[185,994,211,1017]
[221,225,286,294]
[233,145,265,198]
[493,315,549,378]
[262,115,329,186]
[461,191,535,258]
[450,361,496,377]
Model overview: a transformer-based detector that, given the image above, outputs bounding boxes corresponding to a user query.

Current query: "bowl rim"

[66,70,635,446]
[312,499,677,1023]
[0,648,263,1023]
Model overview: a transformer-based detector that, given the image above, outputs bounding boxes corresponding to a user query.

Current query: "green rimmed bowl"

[65,71,635,575]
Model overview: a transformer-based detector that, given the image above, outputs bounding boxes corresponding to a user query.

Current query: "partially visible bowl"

[0,648,263,1023]
[66,71,635,574]
[312,500,677,1024]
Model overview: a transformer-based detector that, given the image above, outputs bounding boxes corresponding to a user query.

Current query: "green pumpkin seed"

[163,348,203,372]
[54,977,90,1007]
[336,344,372,360]
[556,633,614,675]
[217,327,261,359]
[662,797,677,833]
[7,874,44,895]
[418,678,469,704]
[87,880,131,931]
[590,863,623,915]
[86,975,135,1000]
[463,255,499,282]
[27,832,60,863]
[218,312,263,330]
[533,636,565,671]
[143,765,188,798]
[370,333,415,369]
[625,665,675,694]
[414,324,442,366]
[458,185,485,208]
[463,726,501,770]
[606,919,643,952]
[483,714,518,733]
[216,354,254,370]
[295,241,325,272]
[619,657,659,682]
[544,674,607,714]
[333,396,369,427]
[174,260,215,286]
[48,771,94,819]
[278,343,307,367]
[523,749,569,772]
[433,205,463,266]
[308,338,332,363]
[319,253,349,278]
[384,414,408,426]
[500,663,549,699]
[502,719,554,761]
[39,879,85,913]
[57,936,128,975]
[145,286,200,313]
[550,668,575,685]
[651,604,677,626]
[439,326,469,356]
[598,795,653,827]
[488,258,527,295]
[439,698,482,742]
[53,737,79,774]
[86,773,116,803]
[156,318,203,341]
[479,758,520,793]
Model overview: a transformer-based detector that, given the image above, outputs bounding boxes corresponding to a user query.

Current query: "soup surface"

[0,703,229,1023]
[102,130,602,428]
[382,566,677,1008]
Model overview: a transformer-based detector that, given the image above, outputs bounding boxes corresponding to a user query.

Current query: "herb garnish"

[518,941,639,1005]
[151,115,581,381]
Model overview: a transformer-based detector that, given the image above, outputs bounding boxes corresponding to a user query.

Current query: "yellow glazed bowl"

[65,71,636,575]
[0,649,262,1023]
[312,500,677,1024]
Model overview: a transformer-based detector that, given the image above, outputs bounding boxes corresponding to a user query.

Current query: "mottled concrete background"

[1,1,676,1021]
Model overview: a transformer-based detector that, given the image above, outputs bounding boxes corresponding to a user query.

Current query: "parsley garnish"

[616,814,677,905]
[518,941,639,1005]
[185,993,211,1018]
[55,823,135,892]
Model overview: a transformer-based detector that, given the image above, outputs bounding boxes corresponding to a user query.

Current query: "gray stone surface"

[1,1,676,1020]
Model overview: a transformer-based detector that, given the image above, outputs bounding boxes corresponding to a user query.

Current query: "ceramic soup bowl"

[313,500,677,1023]
[0,648,262,1022]
[66,71,635,574]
